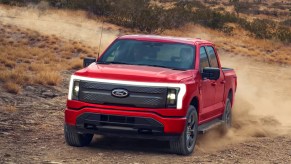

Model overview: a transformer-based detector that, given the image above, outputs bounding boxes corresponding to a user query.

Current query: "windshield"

[98,39,196,70]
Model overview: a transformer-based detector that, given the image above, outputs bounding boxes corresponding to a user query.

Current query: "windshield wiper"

[97,62,187,70]
[137,64,186,71]
[96,61,130,65]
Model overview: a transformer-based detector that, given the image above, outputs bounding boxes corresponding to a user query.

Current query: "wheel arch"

[228,89,233,106]
[189,96,199,120]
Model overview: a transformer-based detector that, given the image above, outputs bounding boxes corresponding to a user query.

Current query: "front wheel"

[170,105,198,155]
[64,124,93,147]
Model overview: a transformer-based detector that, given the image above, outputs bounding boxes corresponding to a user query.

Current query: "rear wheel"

[221,98,232,133]
[64,124,93,147]
[170,105,198,155]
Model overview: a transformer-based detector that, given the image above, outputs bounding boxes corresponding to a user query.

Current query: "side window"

[199,46,210,71]
[206,46,219,68]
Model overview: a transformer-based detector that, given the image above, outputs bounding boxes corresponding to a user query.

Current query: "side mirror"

[83,57,96,68]
[202,67,220,80]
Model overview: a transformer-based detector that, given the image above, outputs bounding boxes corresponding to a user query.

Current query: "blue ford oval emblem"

[112,89,129,98]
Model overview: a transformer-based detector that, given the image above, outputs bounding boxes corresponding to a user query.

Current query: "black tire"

[221,98,232,134]
[170,105,198,155]
[64,124,93,147]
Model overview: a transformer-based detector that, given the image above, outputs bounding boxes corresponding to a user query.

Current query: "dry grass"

[4,82,22,94]
[68,58,83,70]
[0,22,97,94]
[2,104,17,113]
[34,71,62,86]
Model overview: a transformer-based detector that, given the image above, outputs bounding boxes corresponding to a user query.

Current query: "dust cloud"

[197,53,291,152]
[0,5,119,52]
[1,3,290,152]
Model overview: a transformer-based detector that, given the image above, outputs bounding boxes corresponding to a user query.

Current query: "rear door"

[199,46,216,121]
[205,46,225,113]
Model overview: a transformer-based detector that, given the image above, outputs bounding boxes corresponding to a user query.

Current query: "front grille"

[78,81,167,108]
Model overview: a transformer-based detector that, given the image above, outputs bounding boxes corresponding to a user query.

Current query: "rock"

[4,153,11,158]
[42,161,62,164]
[41,91,58,98]
[0,132,10,135]
[98,153,103,156]
[25,86,35,91]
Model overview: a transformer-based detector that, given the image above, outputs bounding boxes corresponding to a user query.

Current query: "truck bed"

[222,66,237,99]
[222,67,234,71]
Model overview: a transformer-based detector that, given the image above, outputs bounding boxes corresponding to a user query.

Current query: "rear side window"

[206,46,219,68]
[199,47,210,71]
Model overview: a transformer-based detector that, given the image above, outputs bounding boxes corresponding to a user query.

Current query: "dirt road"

[1,5,291,164]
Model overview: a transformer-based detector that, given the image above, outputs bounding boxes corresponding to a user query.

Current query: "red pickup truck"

[64,35,237,155]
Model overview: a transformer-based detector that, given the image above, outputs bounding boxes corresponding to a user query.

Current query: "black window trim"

[199,46,211,72]
[205,45,219,68]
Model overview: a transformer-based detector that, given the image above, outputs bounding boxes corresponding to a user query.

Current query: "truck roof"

[117,35,212,45]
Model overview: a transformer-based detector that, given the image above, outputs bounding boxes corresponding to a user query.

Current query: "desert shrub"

[276,26,291,43]
[281,19,291,27]
[162,1,194,29]
[0,0,41,5]
[271,2,289,10]
[204,0,219,5]
[231,1,252,15]
[221,25,234,35]
[193,8,238,30]
[105,0,196,32]
[241,19,276,39]
[0,0,10,4]
[107,0,155,31]
[216,7,225,11]
[239,18,291,42]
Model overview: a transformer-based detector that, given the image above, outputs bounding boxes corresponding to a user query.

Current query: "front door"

[199,46,216,122]
[205,46,225,113]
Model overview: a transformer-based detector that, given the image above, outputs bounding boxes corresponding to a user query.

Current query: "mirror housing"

[202,67,220,80]
[83,57,96,68]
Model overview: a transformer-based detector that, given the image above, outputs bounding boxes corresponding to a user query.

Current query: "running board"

[198,118,224,134]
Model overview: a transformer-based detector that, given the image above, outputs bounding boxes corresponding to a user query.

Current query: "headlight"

[72,80,80,100]
[167,88,179,108]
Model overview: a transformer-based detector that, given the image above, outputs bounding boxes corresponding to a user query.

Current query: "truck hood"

[74,63,196,83]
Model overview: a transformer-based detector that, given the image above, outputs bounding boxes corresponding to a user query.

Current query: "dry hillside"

[0,4,291,164]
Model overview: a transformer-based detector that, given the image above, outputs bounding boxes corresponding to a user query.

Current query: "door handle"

[211,82,217,86]
[221,80,226,84]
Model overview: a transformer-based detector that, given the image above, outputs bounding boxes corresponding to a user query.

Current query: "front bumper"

[65,107,186,140]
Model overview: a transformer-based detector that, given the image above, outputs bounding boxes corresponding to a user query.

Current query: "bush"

[221,25,234,35]
[193,8,238,30]
[276,26,291,43]
[162,1,194,29]
[281,19,291,27]
[240,19,276,39]
[0,0,41,5]
[232,1,252,15]
[106,0,163,32]
[0,0,10,4]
